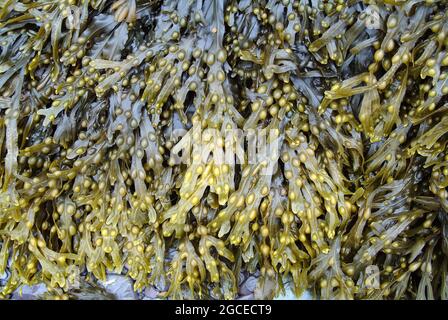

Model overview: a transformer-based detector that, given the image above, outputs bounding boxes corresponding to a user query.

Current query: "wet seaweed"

[0,0,448,300]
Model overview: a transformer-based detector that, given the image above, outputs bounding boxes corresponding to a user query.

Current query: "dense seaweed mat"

[0,0,448,300]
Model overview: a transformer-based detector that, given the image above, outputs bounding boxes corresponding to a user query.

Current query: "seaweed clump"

[0,0,448,300]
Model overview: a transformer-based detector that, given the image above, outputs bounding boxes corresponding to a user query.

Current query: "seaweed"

[0,0,448,300]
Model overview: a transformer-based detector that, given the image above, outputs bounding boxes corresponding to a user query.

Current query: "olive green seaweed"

[0,0,448,300]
